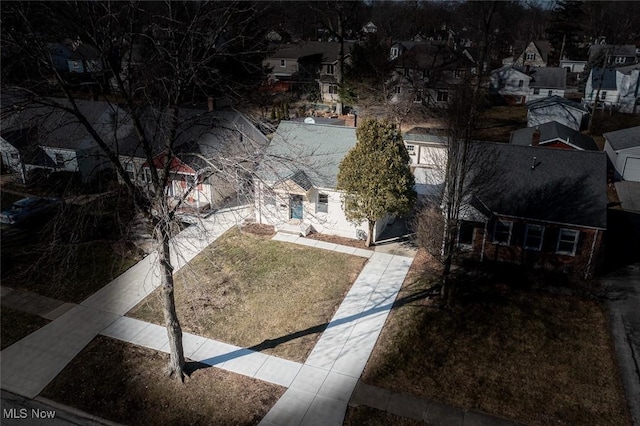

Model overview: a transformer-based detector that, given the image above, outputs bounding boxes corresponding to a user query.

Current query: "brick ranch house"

[457,142,607,277]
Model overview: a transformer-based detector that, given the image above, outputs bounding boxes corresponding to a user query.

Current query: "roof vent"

[531,156,537,170]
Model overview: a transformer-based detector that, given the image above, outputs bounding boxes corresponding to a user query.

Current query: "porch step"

[275,222,312,237]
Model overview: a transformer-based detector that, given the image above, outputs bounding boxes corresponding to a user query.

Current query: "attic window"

[614,56,625,64]
[326,64,335,75]
[518,80,524,87]
[526,52,535,61]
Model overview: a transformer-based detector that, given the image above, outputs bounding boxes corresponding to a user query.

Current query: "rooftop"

[510,121,598,151]
[604,126,640,151]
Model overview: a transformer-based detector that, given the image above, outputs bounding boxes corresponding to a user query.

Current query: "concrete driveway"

[602,263,640,425]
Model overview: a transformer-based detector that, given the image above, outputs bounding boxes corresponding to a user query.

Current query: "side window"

[557,229,579,255]
[524,224,544,250]
[493,220,513,245]
[317,193,328,213]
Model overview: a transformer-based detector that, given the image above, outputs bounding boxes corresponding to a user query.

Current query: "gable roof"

[513,40,551,63]
[269,41,355,63]
[528,67,567,89]
[589,44,638,63]
[525,95,589,113]
[603,126,640,151]
[478,142,607,229]
[590,67,618,90]
[256,121,357,189]
[510,121,598,151]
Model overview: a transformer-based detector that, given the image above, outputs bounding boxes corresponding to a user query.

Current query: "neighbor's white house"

[603,126,640,182]
[254,121,392,242]
[584,65,640,113]
[403,127,447,198]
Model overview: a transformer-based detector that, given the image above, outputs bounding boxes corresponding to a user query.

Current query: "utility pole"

[588,49,609,133]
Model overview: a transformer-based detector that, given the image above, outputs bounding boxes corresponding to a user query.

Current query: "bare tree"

[2,0,270,381]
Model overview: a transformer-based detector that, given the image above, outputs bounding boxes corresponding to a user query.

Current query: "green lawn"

[129,227,366,363]
[361,252,629,425]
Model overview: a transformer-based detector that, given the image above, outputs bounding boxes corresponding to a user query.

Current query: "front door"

[290,195,303,220]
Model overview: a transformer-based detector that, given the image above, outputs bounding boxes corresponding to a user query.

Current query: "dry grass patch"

[42,336,283,425]
[362,255,629,425]
[129,228,366,363]
[473,106,527,142]
[0,307,50,350]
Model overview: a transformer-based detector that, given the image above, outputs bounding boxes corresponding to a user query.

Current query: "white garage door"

[623,157,640,182]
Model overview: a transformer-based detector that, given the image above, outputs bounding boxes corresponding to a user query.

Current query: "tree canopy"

[337,118,416,246]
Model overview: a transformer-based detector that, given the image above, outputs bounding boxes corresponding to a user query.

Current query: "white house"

[560,59,587,73]
[584,65,640,113]
[489,65,531,104]
[604,126,640,182]
[254,121,391,242]
[527,67,567,101]
[403,127,447,198]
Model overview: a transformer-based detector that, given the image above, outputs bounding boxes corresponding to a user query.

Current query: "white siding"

[42,147,78,172]
[526,88,566,102]
[605,142,640,182]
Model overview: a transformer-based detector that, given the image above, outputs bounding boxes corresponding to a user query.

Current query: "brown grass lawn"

[1,307,50,350]
[473,106,527,142]
[129,228,366,363]
[42,336,284,425]
[361,250,630,425]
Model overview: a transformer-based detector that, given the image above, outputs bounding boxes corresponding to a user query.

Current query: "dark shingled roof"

[525,95,588,112]
[510,121,598,151]
[590,67,618,90]
[269,41,355,63]
[603,126,640,151]
[477,142,607,229]
[528,67,567,89]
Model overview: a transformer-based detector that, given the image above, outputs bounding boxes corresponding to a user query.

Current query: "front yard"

[129,226,367,363]
[1,307,50,350]
[360,251,630,425]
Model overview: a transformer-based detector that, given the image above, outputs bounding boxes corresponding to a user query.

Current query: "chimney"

[531,127,541,146]
[208,97,214,112]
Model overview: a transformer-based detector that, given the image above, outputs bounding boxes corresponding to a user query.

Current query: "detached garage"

[604,126,640,182]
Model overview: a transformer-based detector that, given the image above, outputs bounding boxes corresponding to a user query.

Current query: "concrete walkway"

[1,206,251,399]
[260,233,414,426]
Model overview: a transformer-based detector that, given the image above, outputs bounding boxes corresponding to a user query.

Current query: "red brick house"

[457,142,607,278]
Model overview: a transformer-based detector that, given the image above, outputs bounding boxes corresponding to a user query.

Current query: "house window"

[328,85,338,95]
[526,52,535,61]
[390,47,399,60]
[142,167,152,183]
[406,144,416,155]
[414,90,423,103]
[557,229,579,256]
[317,193,328,213]
[493,220,513,245]
[125,162,135,180]
[55,153,65,168]
[280,59,286,67]
[437,90,449,102]
[615,56,625,64]
[454,69,464,78]
[518,80,524,87]
[524,224,544,251]
[600,91,607,100]
[533,88,540,95]
[10,153,19,160]
[326,64,335,75]
[548,90,553,97]
[395,86,401,94]
[404,68,410,78]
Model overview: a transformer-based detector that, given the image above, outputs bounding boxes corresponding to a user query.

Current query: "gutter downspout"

[480,221,488,262]
[585,229,599,279]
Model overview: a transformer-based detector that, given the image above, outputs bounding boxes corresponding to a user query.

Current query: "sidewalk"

[1,206,251,399]
[260,233,414,426]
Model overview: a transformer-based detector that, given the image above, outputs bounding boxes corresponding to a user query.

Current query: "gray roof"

[589,44,638,63]
[256,121,357,189]
[603,126,640,151]
[529,67,567,89]
[510,121,598,151]
[269,41,355,63]
[513,40,551,63]
[526,95,588,113]
[590,67,618,90]
[479,142,607,229]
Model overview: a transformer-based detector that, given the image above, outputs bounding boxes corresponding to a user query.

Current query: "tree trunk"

[156,220,186,382]
[365,219,375,247]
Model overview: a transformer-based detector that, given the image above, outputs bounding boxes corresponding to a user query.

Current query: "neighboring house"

[48,39,103,74]
[525,96,590,131]
[403,127,447,198]
[505,40,551,68]
[458,142,606,277]
[489,65,531,104]
[390,41,474,107]
[263,41,354,104]
[588,44,638,67]
[510,121,598,151]
[254,121,390,241]
[603,126,640,182]
[361,21,377,34]
[0,99,121,183]
[584,64,640,113]
[527,67,567,101]
[560,59,587,74]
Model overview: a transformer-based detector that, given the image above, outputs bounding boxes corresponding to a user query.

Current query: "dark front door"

[290,194,303,220]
